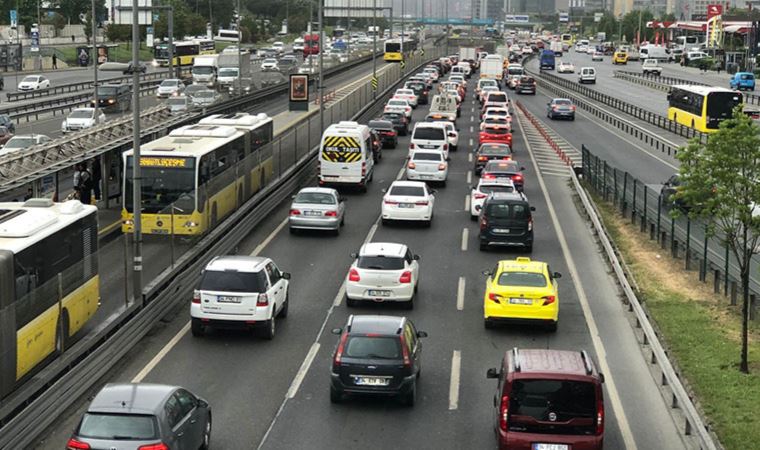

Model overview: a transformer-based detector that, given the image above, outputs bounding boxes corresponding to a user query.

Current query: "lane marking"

[461,228,469,252]
[468,138,474,147]
[98,219,122,236]
[466,171,472,185]
[469,126,474,133]
[515,111,639,450]
[252,217,289,256]
[456,277,465,311]
[470,115,474,122]
[132,321,190,383]
[286,343,321,398]
[332,281,348,306]
[468,153,473,163]
[448,350,462,410]
[464,194,470,212]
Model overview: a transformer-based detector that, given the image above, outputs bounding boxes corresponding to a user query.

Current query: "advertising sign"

[707,4,723,19]
[505,15,530,24]
[10,10,17,29]
[31,26,39,52]
[559,12,569,22]
[146,26,154,47]
[289,74,309,111]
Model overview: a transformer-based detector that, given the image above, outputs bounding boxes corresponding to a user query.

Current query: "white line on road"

[464,195,470,212]
[470,115,474,122]
[448,350,462,410]
[132,321,190,383]
[468,138,474,147]
[456,277,465,311]
[252,217,289,256]
[286,343,321,398]
[461,228,469,252]
[468,152,473,163]
[469,126,474,133]
[332,281,348,306]
[466,171,472,185]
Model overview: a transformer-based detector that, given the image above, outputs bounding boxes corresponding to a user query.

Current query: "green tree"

[154,0,206,40]
[55,0,90,25]
[676,108,760,374]
[43,12,67,37]
[596,12,618,40]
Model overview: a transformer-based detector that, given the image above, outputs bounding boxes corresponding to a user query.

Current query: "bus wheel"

[56,311,70,354]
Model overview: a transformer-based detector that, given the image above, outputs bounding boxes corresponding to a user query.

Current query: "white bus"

[0,198,99,397]
[215,29,240,42]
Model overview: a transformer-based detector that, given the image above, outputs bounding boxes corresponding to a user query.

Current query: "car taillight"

[138,444,169,450]
[552,106,560,111]
[348,268,360,282]
[333,332,348,370]
[596,395,605,435]
[542,295,556,306]
[192,290,201,304]
[66,439,91,450]
[480,216,488,231]
[289,209,301,216]
[408,162,416,169]
[478,156,488,161]
[488,292,503,303]
[399,271,412,283]
[256,293,269,307]
[570,105,576,111]
[474,193,487,199]
[409,143,415,149]
[528,217,533,231]
[415,200,429,206]
[361,162,366,176]
[399,333,412,368]
[443,143,448,150]
[513,175,523,181]
[438,163,446,171]
[483,174,495,180]
[384,199,398,205]
[324,210,338,217]
[499,394,509,431]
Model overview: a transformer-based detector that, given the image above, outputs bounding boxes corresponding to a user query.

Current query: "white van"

[640,45,672,62]
[319,121,374,192]
[579,67,596,84]
[410,122,449,159]
[429,94,458,123]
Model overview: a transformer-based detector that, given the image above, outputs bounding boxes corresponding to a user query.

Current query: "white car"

[345,242,420,308]
[167,95,191,114]
[480,115,511,131]
[381,181,435,226]
[482,107,511,121]
[272,41,285,54]
[17,75,50,91]
[260,58,279,70]
[156,79,185,98]
[191,255,290,339]
[407,150,448,184]
[422,67,439,82]
[0,134,51,155]
[394,88,418,108]
[591,51,604,61]
[586,46,595,55]
[441,121,458,151]
[444,89,462,104]
[557,61,575,73]
[479,85,499,103]
[521,47,533,55]
[61,108,106,133]
[470,178,516,219]
[385,98,412,118]
[190,89,221,107]
[449,74,466,85]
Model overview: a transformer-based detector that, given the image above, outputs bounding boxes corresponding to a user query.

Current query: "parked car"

[289,187,346,234]
[17,74,50,91]
[67,383,212,450]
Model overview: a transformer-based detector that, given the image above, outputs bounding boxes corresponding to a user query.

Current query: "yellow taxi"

[483,257,561,331]
[613,51,628,65]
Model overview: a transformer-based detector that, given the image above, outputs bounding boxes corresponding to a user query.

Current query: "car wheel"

[424,218,432,228]
[470,214,477,221]
[260,317,275,340]
[400,380,416,407]
[570,116,575,121]
[278,292,289,318]
[289,227,298,235]
[547,321,558,333]
[479,241,488,251]
[200,414,212,450]
[191,318,205,337]
[381,218,389,226]
[484,318,494,329]
[330,385,343,403]
[525,245,533,253]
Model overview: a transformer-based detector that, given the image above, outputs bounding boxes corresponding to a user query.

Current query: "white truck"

[460,46,478,63]
[480,54,504,86]
[550,40,563,56]
[216,51,251,90]
[192,54,219,88]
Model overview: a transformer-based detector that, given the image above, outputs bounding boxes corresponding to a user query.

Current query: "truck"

[480,54,504,86]
[216,50,251,90]
[539,49,556,70]
[192,54,219,88]
[304,33,320,56]
[460,46,478,67]
[549,40,563,56]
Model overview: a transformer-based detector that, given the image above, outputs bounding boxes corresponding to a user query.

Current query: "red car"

[0,126,13,147]
[479,123,512,147]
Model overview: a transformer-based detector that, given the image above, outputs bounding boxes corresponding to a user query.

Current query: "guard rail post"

[641,185,648,232]
[621,172,628,215]
[631,179,638,224]
[725,244,730,296]
[671,215,677,258]
[700,229,709,282]
[685,217,692,270]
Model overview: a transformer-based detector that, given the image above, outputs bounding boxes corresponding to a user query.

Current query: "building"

[477,0,505,20]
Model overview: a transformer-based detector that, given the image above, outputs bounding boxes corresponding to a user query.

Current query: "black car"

[478,191,535,252]
[661,173,690,211]
[481,160,526,191]
[547,98,575,120]
[381,112,409,136]
[368,119,398,149]
[330,315,428,406]
[0,114,15,134]
[404,80,429,105]
[515,76,537,95]
[91,83,132,113]
[474,143,513,175]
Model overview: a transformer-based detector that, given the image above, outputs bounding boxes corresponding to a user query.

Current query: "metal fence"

[582,144,760,318]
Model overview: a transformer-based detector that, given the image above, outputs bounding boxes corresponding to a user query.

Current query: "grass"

[589,190,760,450]
[57,44,154,66]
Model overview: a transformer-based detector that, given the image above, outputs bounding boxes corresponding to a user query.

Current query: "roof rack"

[580,350,594,375]
[512,347,521,372]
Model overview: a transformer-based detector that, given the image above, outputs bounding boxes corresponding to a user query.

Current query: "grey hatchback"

[68,383,211,450]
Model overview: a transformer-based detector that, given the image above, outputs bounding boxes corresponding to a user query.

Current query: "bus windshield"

[707,91,743,120]
[154,46,171,59]
[386,42,401,53]
[192,66,214,75]
[125,156,196,213]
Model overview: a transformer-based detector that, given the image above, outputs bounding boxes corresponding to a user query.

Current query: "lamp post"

[319,0,324,133]
[131,0,143,303]
[237,0,242,95]
[373,0,377,99]
[92,0,98,114]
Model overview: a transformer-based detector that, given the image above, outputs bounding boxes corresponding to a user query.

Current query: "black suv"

[91,83,132,113]
[330,315,427,406]
[404,80,429,105]
[479,192,535,252]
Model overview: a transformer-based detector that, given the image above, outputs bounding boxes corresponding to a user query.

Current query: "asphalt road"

[35,69,687,449]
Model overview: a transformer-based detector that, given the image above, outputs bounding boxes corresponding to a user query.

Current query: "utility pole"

[168,10,174,78]
[131,0,143,303]
[445,0,449,55]
[92,0,98,113]
[237,0,242,95]
[401,0,405,64]
[319,0,324,133]
[373,0,377,99]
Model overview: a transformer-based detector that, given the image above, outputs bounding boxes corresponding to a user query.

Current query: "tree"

[56,0,91,25]
[676,107,760,374]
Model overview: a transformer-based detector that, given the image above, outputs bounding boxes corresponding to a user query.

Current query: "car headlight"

[123,219,134,226]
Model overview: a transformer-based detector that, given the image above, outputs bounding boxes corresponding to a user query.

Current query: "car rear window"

[486,202,529,220]
[413,152,443,161]
[484,128,508,135]
[78,413,158,440]
[479,185,514,194]
[199,270,268,293]
[357,255,404,270]
[295,192,336,204]
[413,127,445,140]
[389,186,425,197]
[741,74,754,80]
[345,336,401,359]
[488,93,507,102]
[554,99,572,105]
[509,379,596,423]
[498,271,546,287]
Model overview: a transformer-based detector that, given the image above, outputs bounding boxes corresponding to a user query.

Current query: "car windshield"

[488,93,507,102]
[741,74,754,80]
[125,156,195,213]
[369,121,393,130]
[413,152,443,161]
[509,380,596,421]
[389,185,425,197]
[5,137,34,149]
[69,110,93,119]
[263,59,277,64]
[484,128,508,135]
[167,97,187,106]
[479,184,514,194]
[554,99,572,105]
[77,413,158,440]
[357,255,404,270]
[199,270,268,293]
[413,127,444,140]
[22,76,38,83]
[295,192,336,204]
[388,100,406,107]
[196,91,215,98]
[192,66,213,74]
[218,68,238,76]
[160,80,179,87]
[480,144,510,155]
[498,271,546,287]
[344,336,401,359]
[97,86,119,96]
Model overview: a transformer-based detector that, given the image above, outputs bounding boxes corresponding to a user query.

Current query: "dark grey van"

[91,83,132,113]
[478,192,535,252]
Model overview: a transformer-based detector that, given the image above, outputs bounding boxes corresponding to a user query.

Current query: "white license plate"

[355,377,390,386]
[322,176,338,180]
[304,210,322,216]
[493,228,510,233]
[398,203,414,208]
[532,445,568,450]
[509,297,532,305]
[217,296,242,303]
[420,174,436,179]
[368,290,391,297]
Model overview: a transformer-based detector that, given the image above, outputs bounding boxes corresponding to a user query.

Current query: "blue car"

[730,72,755,91]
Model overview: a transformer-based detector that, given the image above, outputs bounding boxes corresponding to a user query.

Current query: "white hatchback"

[384,98,412,118]
[470,178,516,219]
[407,150,448,185]
[394,88,418,108]
[381,181,435,226]
[345,242,420,308]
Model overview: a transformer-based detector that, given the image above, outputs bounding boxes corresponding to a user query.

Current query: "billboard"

[324,0,392,18]
[706,4,722,19]
[111,0,153,25]
[559,12,569,22]
[505,15,530,24]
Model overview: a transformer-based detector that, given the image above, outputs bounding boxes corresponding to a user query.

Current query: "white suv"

[346,242,420,308]
[191,256,290,339]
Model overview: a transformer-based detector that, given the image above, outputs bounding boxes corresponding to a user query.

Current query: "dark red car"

[479,124,512,147]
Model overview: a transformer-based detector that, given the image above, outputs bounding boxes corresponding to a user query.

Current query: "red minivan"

[486,348,605,450]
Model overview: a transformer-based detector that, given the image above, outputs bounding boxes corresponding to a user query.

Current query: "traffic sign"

[400,60,406,70]
[371,76,378,90]
[31,27,39,52]
[10,10,17,29]
[420,48,425,56]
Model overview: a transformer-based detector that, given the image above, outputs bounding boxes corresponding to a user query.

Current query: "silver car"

[68,383,211,450]
[166,95,191,114]
[406,150,449,185]
[191,89,221,107]
[288,187,346,234]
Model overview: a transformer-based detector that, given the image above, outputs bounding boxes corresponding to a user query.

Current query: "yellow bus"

[384,39,404,61]
[121,113,274,235]
[0,198,99,397]
[195,38,216,55]
[153,40,201,66]
[667,85,743,133]
[561,33,573,46]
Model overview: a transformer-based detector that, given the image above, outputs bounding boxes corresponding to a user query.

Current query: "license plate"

[304,210,322,216]
[493,228,510,234]
[509,297,532,305]
[355,377,390,386]
[323,176,338,180]
[368,290,391,297]
[217,296,241,303]
[420,175,436,180]
[532,445,568,450]
[421,145,438,149]
[398,203,414,208]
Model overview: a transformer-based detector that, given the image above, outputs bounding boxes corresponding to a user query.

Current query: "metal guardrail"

[614,70,760,106]
[528,68,709,145]
[0,46,441,448]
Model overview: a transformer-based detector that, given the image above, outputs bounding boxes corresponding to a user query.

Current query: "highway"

[35,67,687,449]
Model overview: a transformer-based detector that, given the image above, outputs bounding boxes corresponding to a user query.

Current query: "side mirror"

[530,206,536,211]
[416,331,428,338]
[486,368,499,379]
[599,373,606,383]
[331,327,342,335]
[553,272,562,279]
[282,272,291,280]
[482,270,491,276]
[413,254,420,260]
[350,252,357,259]
[291,195,296,199]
